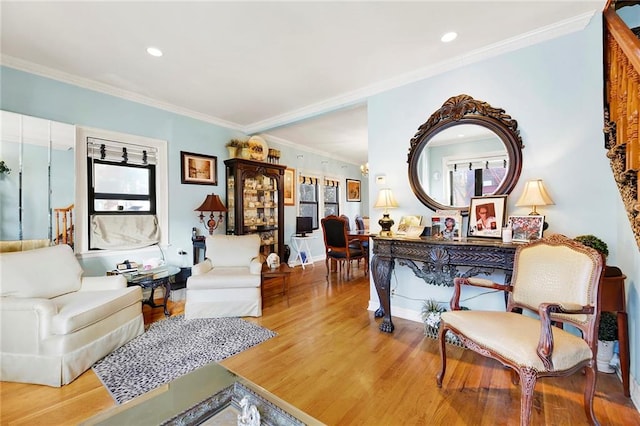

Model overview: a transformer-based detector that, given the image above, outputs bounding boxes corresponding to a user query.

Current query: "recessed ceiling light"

[441,32,458,43]
[146,47,163,57]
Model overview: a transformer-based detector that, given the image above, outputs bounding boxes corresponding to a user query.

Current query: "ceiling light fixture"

[441,32,458,43]
[146,47,163,57]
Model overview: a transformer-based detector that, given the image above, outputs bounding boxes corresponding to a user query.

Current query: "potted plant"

[225,139,243,158]
[238,141,252,159]
[574,234,609,258]
[0,160,11,176]
[597,311,618,373]
[421,298,446,340]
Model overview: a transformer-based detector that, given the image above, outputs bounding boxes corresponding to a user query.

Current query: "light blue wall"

[367,16,640,393]
[0,66,364,269]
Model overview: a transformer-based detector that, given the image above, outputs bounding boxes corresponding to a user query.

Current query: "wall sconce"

[374,188,399,237]
[194,193,228,235]
[360,162,369,177]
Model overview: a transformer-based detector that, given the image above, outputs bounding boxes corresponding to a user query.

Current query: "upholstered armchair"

[436,234,604,425]
[185,234,263,319]
[0,244,144,387]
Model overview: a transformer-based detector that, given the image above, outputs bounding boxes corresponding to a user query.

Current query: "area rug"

[92,315,277,404]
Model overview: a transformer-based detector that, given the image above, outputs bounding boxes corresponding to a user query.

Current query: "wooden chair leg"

[583,364,600,426]
[436,325,448,387]
[519,367,537,426]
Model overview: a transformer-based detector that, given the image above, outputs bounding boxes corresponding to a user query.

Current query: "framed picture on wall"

[346,179,361,202]
[467,195,507,239]
[180,151,217,185]
[284,168,295,206]
[509,215,545,242]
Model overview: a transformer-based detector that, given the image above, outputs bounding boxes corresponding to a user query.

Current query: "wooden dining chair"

[436,234,604,425]
[321,215,367,280]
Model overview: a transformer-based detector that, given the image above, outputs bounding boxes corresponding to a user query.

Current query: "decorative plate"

[247,135,268,162]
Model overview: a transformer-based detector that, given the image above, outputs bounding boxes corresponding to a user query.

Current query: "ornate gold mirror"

[407,94,524,215]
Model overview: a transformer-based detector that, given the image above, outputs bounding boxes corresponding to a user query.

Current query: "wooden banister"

[54,204,74,247]
[603,3,640,250]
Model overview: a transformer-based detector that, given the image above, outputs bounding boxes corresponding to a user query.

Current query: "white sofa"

[0,244,144,387]
[185,234,262,319]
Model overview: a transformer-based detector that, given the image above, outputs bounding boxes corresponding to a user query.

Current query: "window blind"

[87,137,158,165]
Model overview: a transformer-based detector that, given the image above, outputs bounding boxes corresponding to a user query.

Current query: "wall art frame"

[346,179,361,202]
[180,151,217,185]
[284,168,296,206]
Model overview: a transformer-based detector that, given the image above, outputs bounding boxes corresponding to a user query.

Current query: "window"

[446,155,507,206]
[89,161,156,213]
[323,178,339,217]
[87,137,157,214]
[298,175,319,230]
[75,128,168,253]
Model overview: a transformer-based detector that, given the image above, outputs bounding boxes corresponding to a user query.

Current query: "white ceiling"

[0,1,605,165]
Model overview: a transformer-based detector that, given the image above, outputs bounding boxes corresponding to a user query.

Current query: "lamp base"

[379,213,394,237]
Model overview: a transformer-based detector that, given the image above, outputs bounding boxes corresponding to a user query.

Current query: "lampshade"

[195,194,227,235]
[515,179,554,215]
[195,194,228,213]
[374,188,399,212]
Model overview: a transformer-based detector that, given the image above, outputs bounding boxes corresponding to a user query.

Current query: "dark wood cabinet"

[224,158,286,259]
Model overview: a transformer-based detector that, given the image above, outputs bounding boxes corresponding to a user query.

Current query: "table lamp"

[374,188,399,237]
[515,179,554,231]
[195,193,228,235]
[515,179,554,215]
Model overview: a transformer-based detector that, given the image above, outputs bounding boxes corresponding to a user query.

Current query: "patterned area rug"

[92,315,277,404]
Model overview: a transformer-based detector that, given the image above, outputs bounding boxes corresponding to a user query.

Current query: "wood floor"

[1,262,639,425]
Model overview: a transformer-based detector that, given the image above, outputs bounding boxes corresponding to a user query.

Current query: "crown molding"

[0,55,244,132]
[245,10,598,134]
[1,9,597,143]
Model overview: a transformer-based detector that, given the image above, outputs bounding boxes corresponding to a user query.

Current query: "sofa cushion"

[0,245,82,299]
[50,287,142,335]
[187,268,260,289]
[206,234,260,268]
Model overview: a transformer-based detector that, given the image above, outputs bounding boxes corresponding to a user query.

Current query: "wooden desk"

[601,267,630,397]
[348,230,371,242]
[370,236,518,333]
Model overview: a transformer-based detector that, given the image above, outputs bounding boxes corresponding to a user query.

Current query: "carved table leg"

[162,279,171,317]
[371,254,395,333]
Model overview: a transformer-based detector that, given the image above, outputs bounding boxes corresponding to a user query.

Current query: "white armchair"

[185,234,263,319]
[0,244,144,387]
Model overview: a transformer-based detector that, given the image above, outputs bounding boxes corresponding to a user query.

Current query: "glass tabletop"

[81,361,323,426]
[122,265,181,284]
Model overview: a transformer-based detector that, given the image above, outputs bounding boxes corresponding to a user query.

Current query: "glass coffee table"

[81,361,323,426]
[122,265,180,317]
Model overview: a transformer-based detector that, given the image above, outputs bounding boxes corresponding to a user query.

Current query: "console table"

[370,236,518,333]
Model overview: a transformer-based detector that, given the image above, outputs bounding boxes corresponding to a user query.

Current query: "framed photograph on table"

[467,195,507,239]
[180,151,218,185]
[509,215,545,242]
[284,168,295,206]
[397,215,423,234]
[346,179,361,202]
[431,214,462,241]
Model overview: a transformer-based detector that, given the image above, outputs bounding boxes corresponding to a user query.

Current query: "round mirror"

[408,94,523,215]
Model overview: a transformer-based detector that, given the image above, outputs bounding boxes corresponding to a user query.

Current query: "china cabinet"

[224,158,286,259]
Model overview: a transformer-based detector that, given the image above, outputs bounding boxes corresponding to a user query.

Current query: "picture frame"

[180,151,217,185]
[467,195,508,239]
[509,215,545,242]
[431,214,462,241]
[346,179,361,202]
[396,215,423,234]
[284,168,295,206]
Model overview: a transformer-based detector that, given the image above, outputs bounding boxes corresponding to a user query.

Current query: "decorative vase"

[227,146,237,158]
[283,245,291,264]
[597,340,615,373]
[241,148,251,159]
